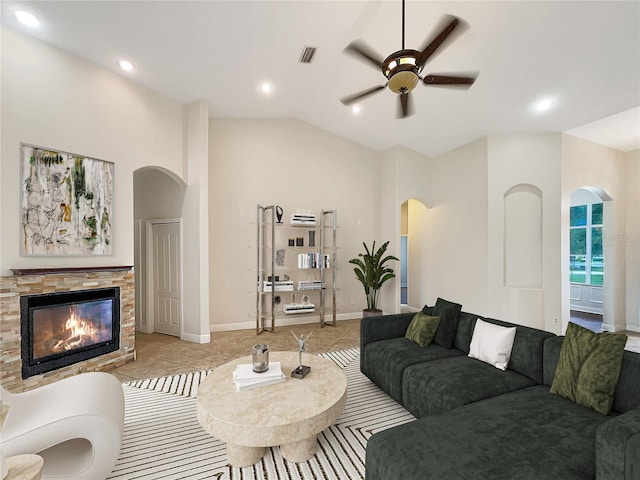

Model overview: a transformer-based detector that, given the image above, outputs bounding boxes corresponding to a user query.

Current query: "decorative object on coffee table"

[251,344,269,373]
[349,240,398,317]
[291,332,312,379]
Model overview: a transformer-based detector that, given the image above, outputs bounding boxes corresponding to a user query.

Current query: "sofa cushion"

[428,297,462,348]
[361,337,463,404]
[366,385,612,480]
[405,313,440,347]
[453,312,477,353]
[468,319,517,370]
[612,350,640,414]
[550,322,627,415]
[401,355,536,418]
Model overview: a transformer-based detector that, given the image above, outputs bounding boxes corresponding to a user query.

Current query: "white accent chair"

[1,372,124,480]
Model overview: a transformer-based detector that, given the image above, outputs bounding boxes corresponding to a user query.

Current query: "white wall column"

[182,100,211,343]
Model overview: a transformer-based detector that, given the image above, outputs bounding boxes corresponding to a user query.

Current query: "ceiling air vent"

[299,46,317,64]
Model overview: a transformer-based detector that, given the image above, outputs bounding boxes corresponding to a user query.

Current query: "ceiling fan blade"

[423,73,478,89]
[397,91,415,119]
[417,15,468,67]
[344,40,385,70]
[340,85,387,106]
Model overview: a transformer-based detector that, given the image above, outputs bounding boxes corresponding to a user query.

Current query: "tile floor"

[110,319,362,383]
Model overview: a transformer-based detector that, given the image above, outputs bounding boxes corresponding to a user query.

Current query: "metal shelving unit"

[256,205,337,334]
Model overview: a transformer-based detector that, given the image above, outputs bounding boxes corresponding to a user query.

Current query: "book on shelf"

[233,362,286,391]
[298,253,330,269]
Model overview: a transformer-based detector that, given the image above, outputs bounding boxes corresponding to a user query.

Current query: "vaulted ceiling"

[2,1,638,157]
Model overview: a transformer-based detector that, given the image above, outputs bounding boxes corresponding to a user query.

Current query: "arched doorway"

[133,167,186,335]
[400,199,429,312]
[568,187,612,332]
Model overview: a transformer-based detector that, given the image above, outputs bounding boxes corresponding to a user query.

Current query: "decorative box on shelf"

[283,303,315,314]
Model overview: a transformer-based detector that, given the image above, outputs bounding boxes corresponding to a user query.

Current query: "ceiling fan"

[340,0,478,118]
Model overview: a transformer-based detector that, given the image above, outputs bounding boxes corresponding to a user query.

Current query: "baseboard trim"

[626,325,640,333]
[181,332,211,343]
[210,312,362,332]
[602,323,627,333]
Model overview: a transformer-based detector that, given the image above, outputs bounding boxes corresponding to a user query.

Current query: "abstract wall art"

[21,144,114,255]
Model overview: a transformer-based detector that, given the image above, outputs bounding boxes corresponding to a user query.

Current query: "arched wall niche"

[503,184,543,288]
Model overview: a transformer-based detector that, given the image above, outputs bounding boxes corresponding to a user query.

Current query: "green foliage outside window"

[569,203,603,286]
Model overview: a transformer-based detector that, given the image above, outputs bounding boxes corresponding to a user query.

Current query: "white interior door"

[149,220,182,337]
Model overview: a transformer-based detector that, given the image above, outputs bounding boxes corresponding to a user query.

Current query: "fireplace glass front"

[21,287,120,378]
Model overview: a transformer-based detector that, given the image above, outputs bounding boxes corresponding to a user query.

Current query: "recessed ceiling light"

[15,10,39,28]
[351,105,361,115]
[260,83,273,94]
[118,60,134,72]
[532,96,555,114]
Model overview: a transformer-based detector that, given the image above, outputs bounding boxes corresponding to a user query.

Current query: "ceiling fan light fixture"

[388,70,419,94]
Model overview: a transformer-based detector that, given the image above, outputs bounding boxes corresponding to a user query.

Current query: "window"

[570,203,603,286]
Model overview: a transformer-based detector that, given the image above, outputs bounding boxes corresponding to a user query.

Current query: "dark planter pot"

[362,309,383,318]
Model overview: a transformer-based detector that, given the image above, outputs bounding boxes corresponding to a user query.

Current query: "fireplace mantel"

[11,266,133,276]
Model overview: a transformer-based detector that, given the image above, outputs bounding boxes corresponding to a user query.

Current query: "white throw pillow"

[468,319,517,371]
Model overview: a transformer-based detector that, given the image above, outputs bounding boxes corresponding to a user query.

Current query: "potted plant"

[349,241,399,317]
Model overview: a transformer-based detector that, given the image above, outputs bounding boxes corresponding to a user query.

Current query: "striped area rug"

[108,349,415,480]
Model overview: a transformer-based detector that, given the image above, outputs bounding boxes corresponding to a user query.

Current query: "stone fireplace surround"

[1,266,135,393]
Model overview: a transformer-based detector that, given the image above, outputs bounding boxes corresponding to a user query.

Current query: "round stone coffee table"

[196,351,347,467]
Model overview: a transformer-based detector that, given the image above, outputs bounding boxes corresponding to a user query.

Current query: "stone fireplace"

[1,267,135,392]
[21,287,121,379]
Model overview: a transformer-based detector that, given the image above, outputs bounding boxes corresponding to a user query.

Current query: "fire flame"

[63,308,97,350]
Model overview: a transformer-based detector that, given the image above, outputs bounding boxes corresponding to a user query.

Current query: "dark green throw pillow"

[405,312,441,347]
[430,298,462,349]
[550,322,627,415]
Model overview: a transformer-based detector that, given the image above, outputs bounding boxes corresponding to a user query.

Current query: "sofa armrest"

[596,408,640,479]
[360,313,414,350]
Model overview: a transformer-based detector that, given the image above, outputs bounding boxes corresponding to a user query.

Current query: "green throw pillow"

[405,313,440,347]
[550,322,627,415]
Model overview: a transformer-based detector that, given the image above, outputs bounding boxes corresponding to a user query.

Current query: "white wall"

[181,101,211,342]
[624,149,640,333]
[0,29,186,275]
[423,138,489,313]
[561,134,629,332]
[487,134,562,332]
[208,118,380,330]
[379,145,433,313]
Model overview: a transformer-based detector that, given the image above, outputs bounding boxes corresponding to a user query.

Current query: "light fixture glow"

[533,97,555,113]
[260,83,273,94]
[15,10,39,28]
[118,60,134,72]
[351,105,361,115]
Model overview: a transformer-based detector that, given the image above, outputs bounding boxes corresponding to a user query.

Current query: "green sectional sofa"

[361,309,640,480]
